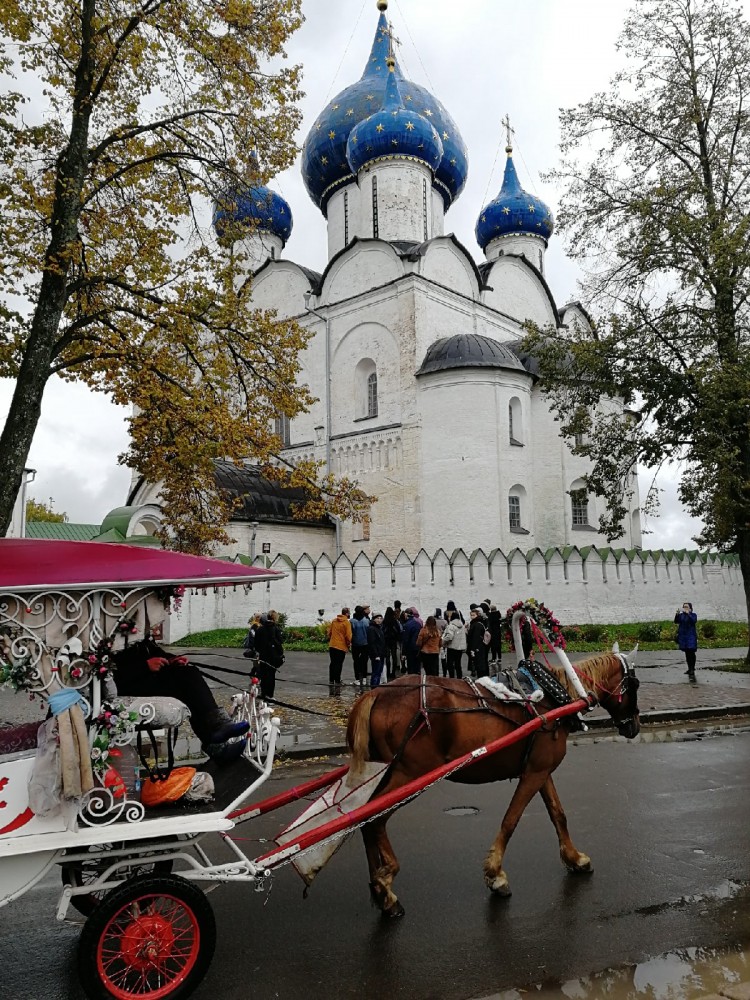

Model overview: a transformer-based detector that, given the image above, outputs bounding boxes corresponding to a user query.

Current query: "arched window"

[355,358,378,420]
[367,372,378,418]
[569,477,592,529]
[508,494,521,529]
[509,397,523,445]
[508,484,529,533]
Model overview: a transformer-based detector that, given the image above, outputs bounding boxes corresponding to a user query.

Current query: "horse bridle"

[609,652,640,729]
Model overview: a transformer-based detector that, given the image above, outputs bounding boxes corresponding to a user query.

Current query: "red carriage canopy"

[0,539,284,592]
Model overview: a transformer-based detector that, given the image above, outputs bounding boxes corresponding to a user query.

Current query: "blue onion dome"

[301,2,468,215]
[346,56,443,175]
[475,146,554,251]
[213,181,293,246]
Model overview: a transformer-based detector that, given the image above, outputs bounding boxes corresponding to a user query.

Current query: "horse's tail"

[347,691,376,776]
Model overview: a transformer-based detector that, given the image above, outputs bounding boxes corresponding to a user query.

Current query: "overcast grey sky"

[4,0,741,546]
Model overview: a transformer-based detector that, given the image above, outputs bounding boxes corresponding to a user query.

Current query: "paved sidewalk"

[172,645,750,756]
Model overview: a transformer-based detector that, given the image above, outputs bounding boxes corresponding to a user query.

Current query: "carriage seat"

[0,720,40,756]
[117,695,191,730]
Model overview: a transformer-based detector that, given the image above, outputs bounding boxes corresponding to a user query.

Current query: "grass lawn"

[174,619,749,655]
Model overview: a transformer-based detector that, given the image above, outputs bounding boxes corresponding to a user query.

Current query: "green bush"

[700,621,717,640]
[638,622,662,642]
[582,624,606,642]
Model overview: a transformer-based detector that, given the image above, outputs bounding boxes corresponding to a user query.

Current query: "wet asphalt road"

[3,730,750,1000]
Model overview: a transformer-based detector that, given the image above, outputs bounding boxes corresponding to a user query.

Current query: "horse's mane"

[546,652,619,698]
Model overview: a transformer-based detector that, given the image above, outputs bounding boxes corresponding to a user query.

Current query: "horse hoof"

[566,857,593,874]
[486,876,512,897]
[382,900,405,919]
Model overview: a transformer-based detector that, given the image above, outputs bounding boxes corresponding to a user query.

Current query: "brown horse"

[346,649,640,917]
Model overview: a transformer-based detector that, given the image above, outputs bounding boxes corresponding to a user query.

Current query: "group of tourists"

[325,599,510,694]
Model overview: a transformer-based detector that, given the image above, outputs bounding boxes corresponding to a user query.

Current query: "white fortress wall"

[163,547,746,641]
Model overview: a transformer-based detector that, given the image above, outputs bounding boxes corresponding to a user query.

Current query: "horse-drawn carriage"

[0,539,640,998]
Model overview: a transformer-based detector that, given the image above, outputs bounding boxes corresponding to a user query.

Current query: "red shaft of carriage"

[244,698,590,872]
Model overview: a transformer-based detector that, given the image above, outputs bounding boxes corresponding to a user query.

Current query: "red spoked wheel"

[77,875,216,999]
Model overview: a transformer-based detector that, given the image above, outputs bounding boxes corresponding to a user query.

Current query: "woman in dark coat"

[253,611,284,699]
[466,608,489,678]
[674,601,698,680]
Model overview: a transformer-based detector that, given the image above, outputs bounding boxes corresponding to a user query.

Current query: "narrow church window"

[571,488,589,526]
[367,371,378,418]
[372,176,379,238]
[574,431,585,448]
[508,495,521,529]
[423,178,428,241]
[344,189,349,246]
[274,413,291,447]
[509,397,523,445]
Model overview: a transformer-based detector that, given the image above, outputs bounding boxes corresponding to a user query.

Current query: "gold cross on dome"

[385,22,401,61]
[502,113,515,149]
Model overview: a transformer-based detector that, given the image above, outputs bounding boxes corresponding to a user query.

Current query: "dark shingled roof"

[214,460,330,527]
[416,334,529,377]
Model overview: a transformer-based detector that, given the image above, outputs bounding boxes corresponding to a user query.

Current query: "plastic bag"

[184,771,215,803]
[28,717,63,817]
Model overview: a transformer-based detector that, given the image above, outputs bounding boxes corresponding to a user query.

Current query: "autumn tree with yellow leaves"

[0,0,372,552]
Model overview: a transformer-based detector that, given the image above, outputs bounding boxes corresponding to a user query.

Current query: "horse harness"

[388,664,585,774]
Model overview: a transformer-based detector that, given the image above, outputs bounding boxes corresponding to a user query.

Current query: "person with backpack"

[253,611,284,700]
[382,606,402,681]
[442,608,467,679]
[467,607,489,677]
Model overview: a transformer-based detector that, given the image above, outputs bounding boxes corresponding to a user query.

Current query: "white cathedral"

[130,0,643,564]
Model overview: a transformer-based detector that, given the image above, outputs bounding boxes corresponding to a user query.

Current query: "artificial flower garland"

[504,598,566,651]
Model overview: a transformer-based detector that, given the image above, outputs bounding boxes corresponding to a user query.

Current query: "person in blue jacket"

[674,601,698,681]
[350,605,371,690]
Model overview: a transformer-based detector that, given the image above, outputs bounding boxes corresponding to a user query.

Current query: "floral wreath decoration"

[504,598,566,652]
[90,701,140,798]
[156,586,186,613]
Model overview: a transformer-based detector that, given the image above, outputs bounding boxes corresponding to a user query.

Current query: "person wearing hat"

[401,608,423,675]
[367,613,386,687]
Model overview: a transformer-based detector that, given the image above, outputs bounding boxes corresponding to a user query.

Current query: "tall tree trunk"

[736,534,750,667]
[0,0,96,535]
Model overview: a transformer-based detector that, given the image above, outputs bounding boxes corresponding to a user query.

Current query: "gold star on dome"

[331,104,340,110]
[391,138,399,146]
[502,206,510,215]
[279,206,285,214]
[528,204,535,212]
[404,94,413,102]
[536,222,542,228]
[392,110,399,117]
[424,109,433,116]
[367,94,375,100]
[442,131,449,140]
[346,108,355,116]
[418,141,424,149]
[481,214,486,222]
[351,135,358,144]
[450,157,456,165]
[321,156,328,166]
[405,121,415,131]
[328,130,336,139]
[376,123,385,132]
[316,122,322,130]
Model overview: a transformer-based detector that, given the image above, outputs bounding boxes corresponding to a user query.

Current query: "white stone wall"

[164,547,747,640]
[481,256,557,328]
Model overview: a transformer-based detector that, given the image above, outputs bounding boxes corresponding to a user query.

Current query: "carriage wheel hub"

[121,914,176,970]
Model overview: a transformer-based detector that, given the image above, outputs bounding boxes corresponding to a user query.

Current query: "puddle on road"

[483,943,750,999]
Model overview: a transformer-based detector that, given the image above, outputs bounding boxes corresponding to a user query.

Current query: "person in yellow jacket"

[327,608,352,695]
